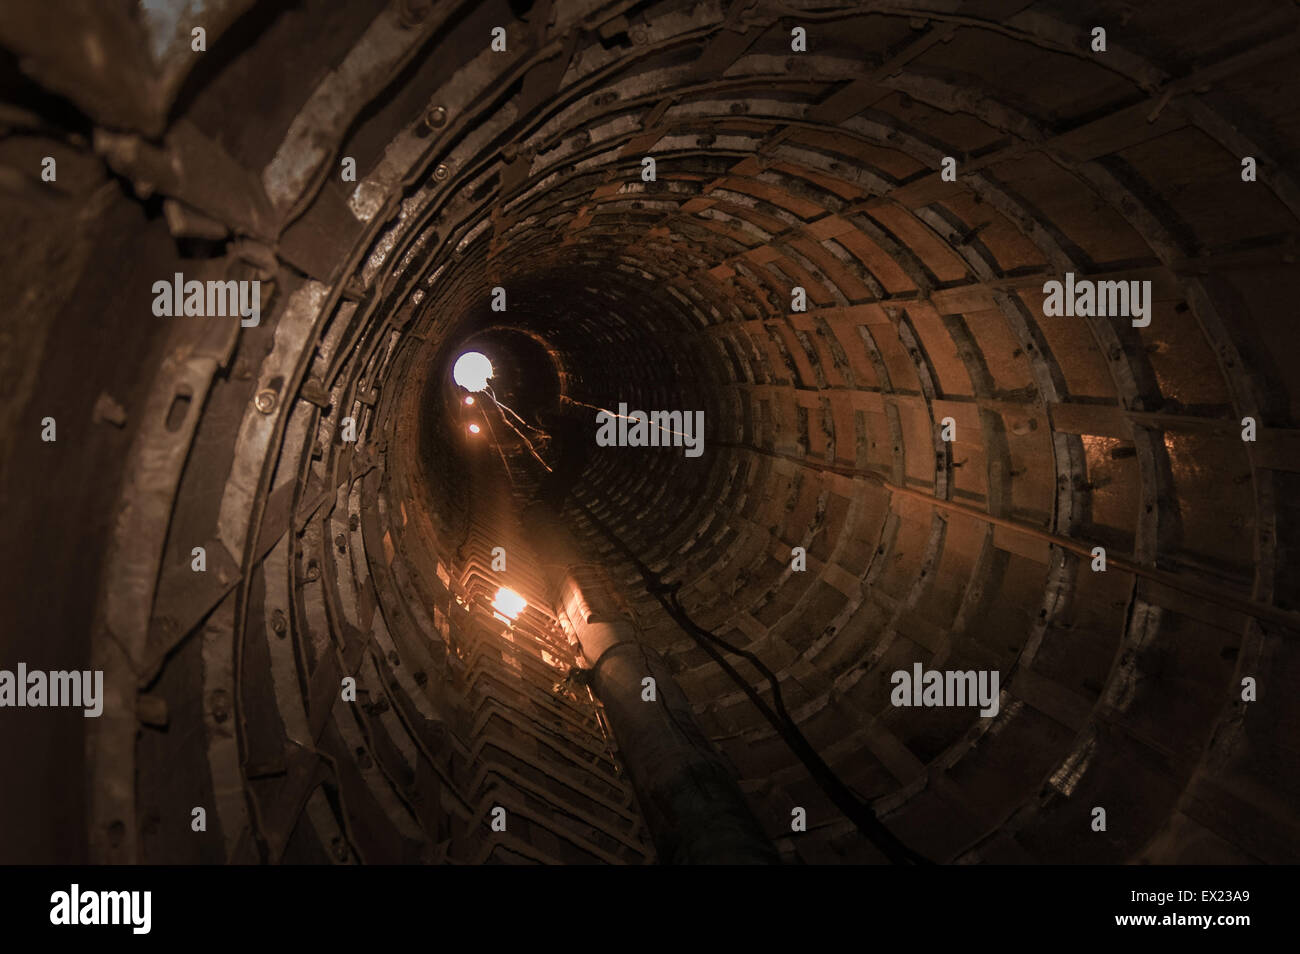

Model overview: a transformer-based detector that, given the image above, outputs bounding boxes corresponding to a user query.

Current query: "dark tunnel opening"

[1,0,1299,873]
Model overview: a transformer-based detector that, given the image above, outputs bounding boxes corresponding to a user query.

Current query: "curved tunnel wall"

[1,0,1299,864]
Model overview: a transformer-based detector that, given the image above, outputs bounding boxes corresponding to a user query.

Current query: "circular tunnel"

[2,0,1299,865]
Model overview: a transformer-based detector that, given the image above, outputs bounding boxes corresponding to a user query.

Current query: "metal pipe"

[526,506,779,864]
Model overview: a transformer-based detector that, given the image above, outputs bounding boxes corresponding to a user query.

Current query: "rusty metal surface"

[4,0,1300,868]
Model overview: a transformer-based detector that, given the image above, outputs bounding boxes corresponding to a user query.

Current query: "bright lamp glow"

[453,351,493,391]
[468,423,481,434]
[464,395,475,406]
[492,586,527,622]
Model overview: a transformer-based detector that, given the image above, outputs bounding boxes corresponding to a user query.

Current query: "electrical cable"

[504,399,928,862]
[569,499,933,866]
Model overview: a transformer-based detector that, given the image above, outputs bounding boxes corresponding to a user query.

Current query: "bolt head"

[433,163,450,182]
[427,105,447,128]
[254,389,277,413]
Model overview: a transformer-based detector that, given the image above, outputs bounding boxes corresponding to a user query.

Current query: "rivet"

[254,389,277,413]
[398,0,433,28]
[434,163,450,182]
[210,689,231,723]
[426,105,447,129]
[331,836,349,862]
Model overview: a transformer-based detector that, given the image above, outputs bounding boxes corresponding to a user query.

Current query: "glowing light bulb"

[468,423,481,434]
[453,351,493,391]
[464,395,475,406]
[492,586,527,622]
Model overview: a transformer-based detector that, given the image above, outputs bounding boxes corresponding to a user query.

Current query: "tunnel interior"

[2,0,1299,866]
